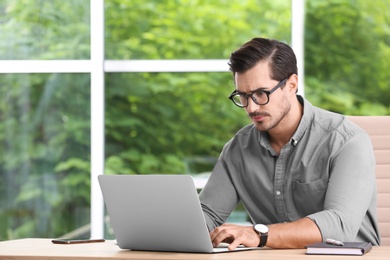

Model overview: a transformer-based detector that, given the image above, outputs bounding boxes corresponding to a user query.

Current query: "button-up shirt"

[199,96,380,245]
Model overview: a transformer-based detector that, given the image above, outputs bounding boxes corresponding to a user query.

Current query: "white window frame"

[0,0,304,239]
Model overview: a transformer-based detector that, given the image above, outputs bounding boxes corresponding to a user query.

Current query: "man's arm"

[209,217,321,250]
[199,157,241,230]
[210,128,377,249]
[267,217,322,248]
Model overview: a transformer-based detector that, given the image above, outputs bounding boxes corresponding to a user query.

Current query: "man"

[199,37,380,249]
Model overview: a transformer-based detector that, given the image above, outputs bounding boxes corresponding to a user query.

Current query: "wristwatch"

[253,224,269,247]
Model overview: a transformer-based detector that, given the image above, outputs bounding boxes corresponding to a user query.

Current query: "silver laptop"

[98,174,259,253]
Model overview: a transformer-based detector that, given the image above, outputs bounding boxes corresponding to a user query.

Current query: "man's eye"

[254,91,265,97]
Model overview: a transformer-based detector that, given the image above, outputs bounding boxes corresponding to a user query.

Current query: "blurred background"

[0,0,389,241]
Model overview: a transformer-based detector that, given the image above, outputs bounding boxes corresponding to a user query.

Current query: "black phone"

[51,238,105,244]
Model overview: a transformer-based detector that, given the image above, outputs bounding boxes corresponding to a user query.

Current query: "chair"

[347,116,390,246]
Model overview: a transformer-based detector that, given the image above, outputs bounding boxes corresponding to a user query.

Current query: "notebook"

[306,241,372,255]
[98,174,260,253]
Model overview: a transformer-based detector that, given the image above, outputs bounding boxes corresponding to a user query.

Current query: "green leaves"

[0,0,90,60]
[305,0,390,115]
[1,0,389,241]
[105,0,291,59]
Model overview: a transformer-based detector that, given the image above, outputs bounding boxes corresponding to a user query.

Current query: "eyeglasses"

[228,78,288,108]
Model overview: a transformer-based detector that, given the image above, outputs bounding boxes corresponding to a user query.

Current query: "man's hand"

[209,223,260,250]
[209,218,322,249]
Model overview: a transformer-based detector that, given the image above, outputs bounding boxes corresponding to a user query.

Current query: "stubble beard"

[250,95,291,132]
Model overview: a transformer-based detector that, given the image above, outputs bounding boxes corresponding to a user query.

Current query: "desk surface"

[0,238,389,260]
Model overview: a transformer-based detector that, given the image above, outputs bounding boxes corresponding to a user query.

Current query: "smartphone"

[51,238,105,244]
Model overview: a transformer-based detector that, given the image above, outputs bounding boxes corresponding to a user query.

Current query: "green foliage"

[105,0,291,59]
[1,0,389,241]
[0,73,91,239]
[305,0,390,115]
[105,71,251,174]
[104,0,290,175]
[0,0,90,60]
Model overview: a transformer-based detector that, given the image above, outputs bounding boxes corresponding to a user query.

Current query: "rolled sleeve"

[308,131,376,242]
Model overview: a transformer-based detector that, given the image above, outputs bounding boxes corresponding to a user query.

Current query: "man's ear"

[287,74,299,94]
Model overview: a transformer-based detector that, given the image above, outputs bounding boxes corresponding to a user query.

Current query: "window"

[1,0,388,241]
[0,73,91,239]
[0,0,95,240]
[304,0,390,115]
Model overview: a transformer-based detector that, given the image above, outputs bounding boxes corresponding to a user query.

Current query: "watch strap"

[254,224,269,247]
[258,232,268,247]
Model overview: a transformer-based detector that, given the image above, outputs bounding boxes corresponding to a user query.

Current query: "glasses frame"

[228,78,288,108]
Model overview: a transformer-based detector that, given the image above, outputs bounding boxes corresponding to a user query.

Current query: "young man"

[199,37,380,249]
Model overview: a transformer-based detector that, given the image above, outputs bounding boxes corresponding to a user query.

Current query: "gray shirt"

[199,96,380,245]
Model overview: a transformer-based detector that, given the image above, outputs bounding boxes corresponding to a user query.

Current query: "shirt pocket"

[292,178,328,216]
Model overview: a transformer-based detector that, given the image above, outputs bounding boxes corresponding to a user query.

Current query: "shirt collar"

[291,95,313,146]
[257,95,314,149]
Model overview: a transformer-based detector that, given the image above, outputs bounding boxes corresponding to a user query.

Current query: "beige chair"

[347,116,390,246]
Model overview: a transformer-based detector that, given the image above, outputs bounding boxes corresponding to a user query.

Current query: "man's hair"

[228,37,298,81]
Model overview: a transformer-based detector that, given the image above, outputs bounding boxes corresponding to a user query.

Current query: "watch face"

[255,224,269,234]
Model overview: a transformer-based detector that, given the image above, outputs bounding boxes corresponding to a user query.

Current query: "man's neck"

[268,99,303,154]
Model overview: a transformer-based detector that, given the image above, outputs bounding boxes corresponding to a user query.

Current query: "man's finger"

[211,227,234,247]
[228,237,243,250]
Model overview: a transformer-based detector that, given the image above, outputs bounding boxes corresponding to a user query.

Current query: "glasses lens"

[232,94,246,107]
[252,91,268,105]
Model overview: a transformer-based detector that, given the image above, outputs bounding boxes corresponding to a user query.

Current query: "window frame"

[0,0,304,238]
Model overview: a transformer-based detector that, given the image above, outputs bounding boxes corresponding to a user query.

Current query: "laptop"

[98,174,260,253]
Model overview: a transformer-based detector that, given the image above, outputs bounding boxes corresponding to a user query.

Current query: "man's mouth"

[250,112,269,122]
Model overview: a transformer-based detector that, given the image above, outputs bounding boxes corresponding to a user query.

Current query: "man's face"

[234,61,291,132]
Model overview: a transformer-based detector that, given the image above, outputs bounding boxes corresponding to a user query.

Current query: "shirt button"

[276,190,281,195]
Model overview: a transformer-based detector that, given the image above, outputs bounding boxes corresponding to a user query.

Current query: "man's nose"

[245,97,259,113]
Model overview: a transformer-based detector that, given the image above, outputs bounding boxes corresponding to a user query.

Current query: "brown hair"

[228,37,297,81]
